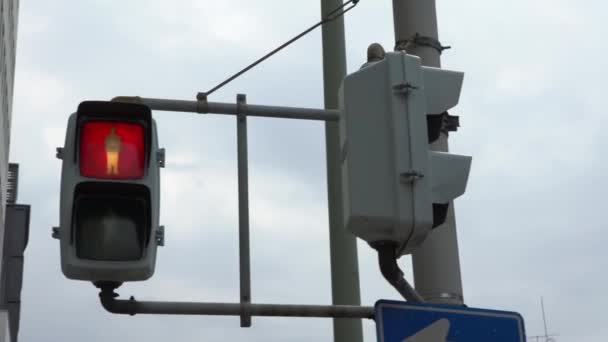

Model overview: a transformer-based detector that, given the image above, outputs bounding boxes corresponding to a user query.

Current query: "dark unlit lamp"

[73,183,150,262]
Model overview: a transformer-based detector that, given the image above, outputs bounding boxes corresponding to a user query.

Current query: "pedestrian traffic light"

[55,101,163,282]
[339,52,471,256]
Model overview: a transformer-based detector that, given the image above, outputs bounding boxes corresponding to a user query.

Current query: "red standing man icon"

[105,127,121,175]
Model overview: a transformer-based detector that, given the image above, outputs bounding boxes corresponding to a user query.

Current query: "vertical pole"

[236,94,252,327]
[320,1,364,342]
[392,0,465,305]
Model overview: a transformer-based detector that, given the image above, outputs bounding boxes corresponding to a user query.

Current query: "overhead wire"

[198,0,361,99]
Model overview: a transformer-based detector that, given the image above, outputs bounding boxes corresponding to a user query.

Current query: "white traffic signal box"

[57,101,163,282]
[339,52,471,256]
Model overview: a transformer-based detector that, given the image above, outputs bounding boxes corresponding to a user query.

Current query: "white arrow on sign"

[402,318,450,342]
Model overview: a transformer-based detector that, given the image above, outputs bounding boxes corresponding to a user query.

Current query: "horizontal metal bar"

[112,96,340,121]
[141,98,200,113]
[243,104,339,121]
[99,292,374,319]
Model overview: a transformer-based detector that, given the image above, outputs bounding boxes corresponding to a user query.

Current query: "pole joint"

[236,94,247,121]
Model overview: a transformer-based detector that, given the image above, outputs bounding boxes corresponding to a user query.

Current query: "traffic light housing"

[339,52,471,256]
[56,101,163,282]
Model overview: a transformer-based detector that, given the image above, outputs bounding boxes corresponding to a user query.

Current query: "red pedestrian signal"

[79,121,145,179]
[56,101,163,282]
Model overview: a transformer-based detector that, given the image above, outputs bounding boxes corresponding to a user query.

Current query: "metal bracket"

[156,226,165,247]
[236,94,247,120]
[400,170,424,183]
[156,148,166,168]
[52,227,60,239]
[443,112,460,132]
[393,82,418,95]
[427,111,460,143]
[55,147,64,160]
[395,33,451,54]
[195,92,209,113]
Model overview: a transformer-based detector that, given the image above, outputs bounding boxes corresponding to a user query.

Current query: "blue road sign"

[375,300,526,342]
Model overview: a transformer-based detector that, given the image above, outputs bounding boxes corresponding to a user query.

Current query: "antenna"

[528,297,559,342]
[541,297,549,338]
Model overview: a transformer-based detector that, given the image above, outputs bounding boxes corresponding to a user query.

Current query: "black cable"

[371,241,425,303]
[197,0,361,99]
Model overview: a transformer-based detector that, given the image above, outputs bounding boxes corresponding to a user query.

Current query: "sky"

[8,0,608,341]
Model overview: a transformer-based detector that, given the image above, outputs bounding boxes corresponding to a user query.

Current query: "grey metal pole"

[392,0,465,305]
[320,1,364,341]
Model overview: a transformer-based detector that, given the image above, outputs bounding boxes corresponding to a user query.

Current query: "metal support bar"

[98,288,374,319]
[111,96,339,121]
[236,94,252,328]
[371,241,424,303]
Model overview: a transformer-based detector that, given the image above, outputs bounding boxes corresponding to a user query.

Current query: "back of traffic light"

[55,101,163,282]
[339,51,471,256]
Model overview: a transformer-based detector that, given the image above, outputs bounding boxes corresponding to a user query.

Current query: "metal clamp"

[236,94,247,120]
[438,292,464,302]
[195,92,209,114]
[395,33,451,54]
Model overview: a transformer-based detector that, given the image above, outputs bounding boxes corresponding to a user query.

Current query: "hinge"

[156,226,165,246]
[156,148,165,168]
